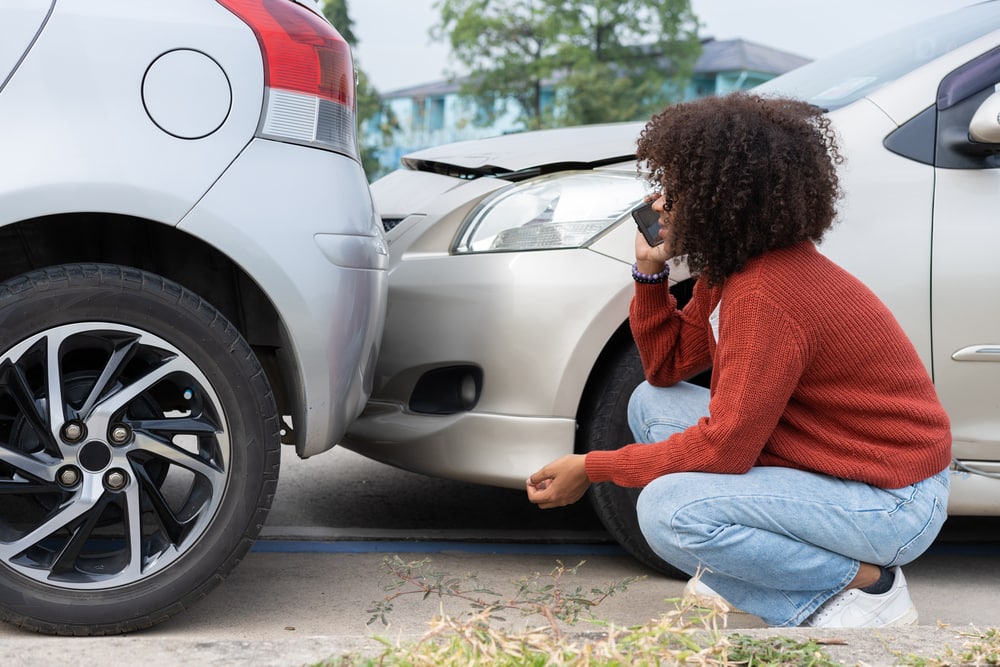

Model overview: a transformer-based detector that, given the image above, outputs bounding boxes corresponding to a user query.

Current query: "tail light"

[217,0,359,158]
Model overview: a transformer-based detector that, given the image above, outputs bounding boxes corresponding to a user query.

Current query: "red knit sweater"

[585,242,952,489]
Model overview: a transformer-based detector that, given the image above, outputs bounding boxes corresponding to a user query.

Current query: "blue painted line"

[251,539,1000,557]
[251,540,627,555]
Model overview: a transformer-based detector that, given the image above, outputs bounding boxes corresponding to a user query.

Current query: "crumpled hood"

[400,121,645,178]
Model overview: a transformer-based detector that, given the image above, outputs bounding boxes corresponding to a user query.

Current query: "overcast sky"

[350,0,979,93]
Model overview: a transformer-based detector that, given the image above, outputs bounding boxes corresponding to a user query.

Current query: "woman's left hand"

[526,455,591,509]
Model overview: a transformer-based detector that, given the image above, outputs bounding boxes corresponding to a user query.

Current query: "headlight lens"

[454,171,647,253]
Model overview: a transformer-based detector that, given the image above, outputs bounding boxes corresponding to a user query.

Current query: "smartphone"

[631,201,663,246]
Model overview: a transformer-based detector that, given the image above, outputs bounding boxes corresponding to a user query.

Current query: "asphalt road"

[266,444,1000,547]
[264,444,605,539]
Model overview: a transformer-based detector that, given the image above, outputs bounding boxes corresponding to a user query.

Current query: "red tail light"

[218,0,358,158]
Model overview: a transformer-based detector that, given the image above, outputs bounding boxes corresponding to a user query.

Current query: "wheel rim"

[0,322,230,589]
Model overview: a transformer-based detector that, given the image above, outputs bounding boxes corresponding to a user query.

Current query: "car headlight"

[453,171,647,253]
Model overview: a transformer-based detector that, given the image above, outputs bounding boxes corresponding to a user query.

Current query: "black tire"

[0,264,281,635]
[578,341,686,579]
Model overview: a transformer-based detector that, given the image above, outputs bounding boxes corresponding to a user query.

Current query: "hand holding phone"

[631,201,663,247]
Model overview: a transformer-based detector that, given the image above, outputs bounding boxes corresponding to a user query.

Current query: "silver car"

[345,1,1000,577]
[0,0,386,634]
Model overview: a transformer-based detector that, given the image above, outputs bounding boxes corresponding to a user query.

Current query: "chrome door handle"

[952,345,1000,361]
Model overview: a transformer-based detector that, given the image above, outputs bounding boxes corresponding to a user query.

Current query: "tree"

[323,0,398,180]
[432,0,702,130]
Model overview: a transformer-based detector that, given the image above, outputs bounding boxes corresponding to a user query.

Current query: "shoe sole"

[883,604,919,627]
[804,600,920,628]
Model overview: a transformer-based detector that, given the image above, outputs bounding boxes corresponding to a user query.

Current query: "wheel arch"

[0,213,297,443]
[573,319,637,452]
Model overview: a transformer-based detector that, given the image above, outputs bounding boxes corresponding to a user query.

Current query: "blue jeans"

[628,380,950,627]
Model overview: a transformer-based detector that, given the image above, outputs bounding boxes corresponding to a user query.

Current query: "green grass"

[899,626,1000,667]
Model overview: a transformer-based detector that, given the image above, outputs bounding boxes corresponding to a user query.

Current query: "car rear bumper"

[179,138,388,457]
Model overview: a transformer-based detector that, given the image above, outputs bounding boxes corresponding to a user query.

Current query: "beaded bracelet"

[631,262,670,284]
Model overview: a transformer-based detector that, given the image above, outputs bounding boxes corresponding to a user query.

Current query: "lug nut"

[58,466,81,487]
[109,424,132,446]
[62,422,85,443]
[104,470,128,491]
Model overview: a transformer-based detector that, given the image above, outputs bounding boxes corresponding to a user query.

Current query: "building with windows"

[364,38,810,175]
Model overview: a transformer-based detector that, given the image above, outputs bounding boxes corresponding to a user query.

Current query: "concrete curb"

[0,625,972,666]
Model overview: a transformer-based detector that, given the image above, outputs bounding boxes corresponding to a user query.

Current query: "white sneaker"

[682,577,746,613]
[802,566,918,628]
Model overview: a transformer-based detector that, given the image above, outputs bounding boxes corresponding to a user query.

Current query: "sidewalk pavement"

[0,546,994,666]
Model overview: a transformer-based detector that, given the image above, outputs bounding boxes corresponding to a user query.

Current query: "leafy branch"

[366,555,640,638]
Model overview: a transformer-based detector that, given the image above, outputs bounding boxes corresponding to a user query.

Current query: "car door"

[929,47,1000,466]
[0,0,54,93]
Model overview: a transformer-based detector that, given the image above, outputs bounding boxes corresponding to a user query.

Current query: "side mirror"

[969,89,1000,144]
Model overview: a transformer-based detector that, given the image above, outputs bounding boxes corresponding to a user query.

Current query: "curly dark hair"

[636,92,843,286]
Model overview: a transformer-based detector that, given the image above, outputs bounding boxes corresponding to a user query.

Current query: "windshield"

[756,1,1000,109]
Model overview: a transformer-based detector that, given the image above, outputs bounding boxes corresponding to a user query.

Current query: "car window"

[756,2,1000,110]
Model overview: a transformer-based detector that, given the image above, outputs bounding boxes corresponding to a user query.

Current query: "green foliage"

[322,0,399,180]
[431,0,702,129]
[726,634,840,667]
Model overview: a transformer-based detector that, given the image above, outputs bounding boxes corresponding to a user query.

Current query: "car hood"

[400,121,645,179]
